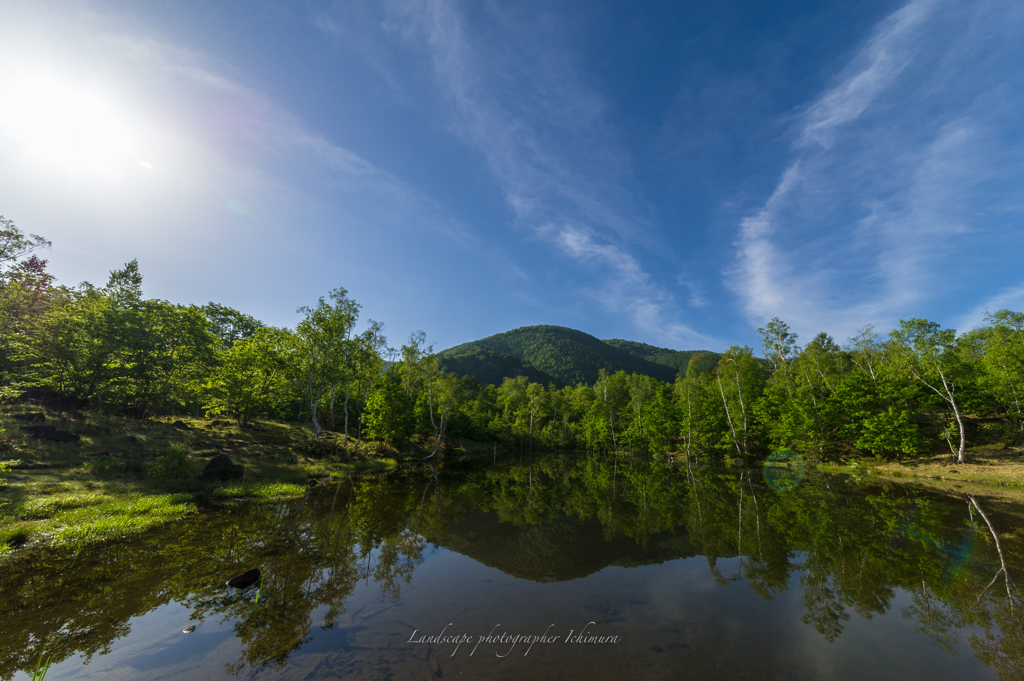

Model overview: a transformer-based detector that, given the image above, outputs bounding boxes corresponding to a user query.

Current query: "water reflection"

[2,454,1022,680]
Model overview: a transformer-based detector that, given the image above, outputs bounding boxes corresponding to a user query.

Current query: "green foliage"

[201,302,264,349]
[5,225,1024,464]
[205,327,293,424]
[150,441,196,481]
[295,433,344,459]
[602,339,721,375]
[855,407,927,459]
[438,345,556,387]
[363,377,413,445]
[438,325,680,387]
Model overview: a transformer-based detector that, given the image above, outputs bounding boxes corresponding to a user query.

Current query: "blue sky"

[1,0,1022,353]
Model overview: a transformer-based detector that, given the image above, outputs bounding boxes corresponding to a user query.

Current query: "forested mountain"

[438,325,688,387]
[601,339,720,376]
[433,345,557,388]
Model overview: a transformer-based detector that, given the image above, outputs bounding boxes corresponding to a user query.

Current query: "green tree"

[291,288,360,437]
[888,319,974,463]
[0,216,50,271]
[206,327,294,425]
[363,376,413,445]
[975,310,1024,443]
[757,317,799,372]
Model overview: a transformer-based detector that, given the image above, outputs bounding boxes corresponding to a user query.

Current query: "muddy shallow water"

[3,453,1022,680]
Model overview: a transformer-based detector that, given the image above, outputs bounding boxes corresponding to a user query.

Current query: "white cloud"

[728,0,1024,341]
[318,0,699,344]
[554,226,715,346]
[798,0,933,149]
[956,283,1024,332]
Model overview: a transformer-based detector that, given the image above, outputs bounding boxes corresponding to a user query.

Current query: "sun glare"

[0,71,144,178]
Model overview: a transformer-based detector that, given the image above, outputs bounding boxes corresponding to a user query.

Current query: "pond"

[3,453,1022,680]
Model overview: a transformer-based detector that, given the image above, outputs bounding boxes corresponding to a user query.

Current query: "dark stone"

[203,454,243,480]
[21,425,80,442]
[125,436,138,443]
[49,430,80,443]
[182,625,197,634]
[226,568,261,589]
[171,420,191,429]
[11,460,52,470]
[13,387,88,411]
[12,412,45,423]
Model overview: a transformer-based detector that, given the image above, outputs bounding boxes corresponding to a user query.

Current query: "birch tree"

[293,288,359,437]
[889,319,973,463]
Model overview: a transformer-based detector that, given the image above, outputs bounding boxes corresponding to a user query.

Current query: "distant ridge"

[438,324,719,387]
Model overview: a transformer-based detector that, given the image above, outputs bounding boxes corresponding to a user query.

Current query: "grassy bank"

[0,405,402,558]
[818,444,1024,492]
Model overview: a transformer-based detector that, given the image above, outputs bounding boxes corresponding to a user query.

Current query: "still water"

[3,453,1022,680]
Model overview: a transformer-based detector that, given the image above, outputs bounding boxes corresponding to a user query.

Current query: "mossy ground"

[818,443,1024,500]
[0,406,402,557]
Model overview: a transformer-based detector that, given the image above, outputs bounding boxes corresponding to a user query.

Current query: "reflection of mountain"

[3,458,1022,681]
[428,511,702,582]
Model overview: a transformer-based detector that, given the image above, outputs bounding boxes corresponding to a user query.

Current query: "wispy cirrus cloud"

[729,0,1024,341]
[957,283,1024,332]
[553,225,714,345]
[318,0,706,345]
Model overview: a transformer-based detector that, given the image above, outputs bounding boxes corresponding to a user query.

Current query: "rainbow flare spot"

[764,449,804,492]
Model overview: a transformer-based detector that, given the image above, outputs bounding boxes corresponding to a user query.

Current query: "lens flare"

[225,200,248,215]
[764,449,804,492]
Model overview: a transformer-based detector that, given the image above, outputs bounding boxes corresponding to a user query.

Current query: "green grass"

[212,482,306,499]
[0,408,411,557]
[31,652,51,681]
[1,485,192,550]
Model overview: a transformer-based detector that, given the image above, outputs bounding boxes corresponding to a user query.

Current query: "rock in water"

[203,453,243,480]
[182,625,196,634]
[226,568,261,589]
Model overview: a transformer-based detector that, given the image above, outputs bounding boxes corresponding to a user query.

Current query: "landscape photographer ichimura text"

[406,622,619,657]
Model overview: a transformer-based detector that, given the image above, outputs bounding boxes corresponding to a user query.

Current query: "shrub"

[295,434,344,459]
[150,441,196,480]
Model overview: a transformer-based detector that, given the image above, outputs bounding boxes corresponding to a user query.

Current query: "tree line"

[2,218,1023,462]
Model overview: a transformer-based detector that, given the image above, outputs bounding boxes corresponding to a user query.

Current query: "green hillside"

[601,339,721,376]
[438,325,689,387]
[435,345,558,387]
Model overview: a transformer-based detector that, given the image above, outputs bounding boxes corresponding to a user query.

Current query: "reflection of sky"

[33,550,994,681]
[2,1,1024,351]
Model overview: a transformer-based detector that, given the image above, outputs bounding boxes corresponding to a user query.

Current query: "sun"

[0,70,145,178]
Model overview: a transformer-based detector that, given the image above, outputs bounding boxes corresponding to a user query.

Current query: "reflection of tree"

[3,457,1024,680]
[967,495,1019,607]
[902,581,961,654]
[799,578,850,643]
